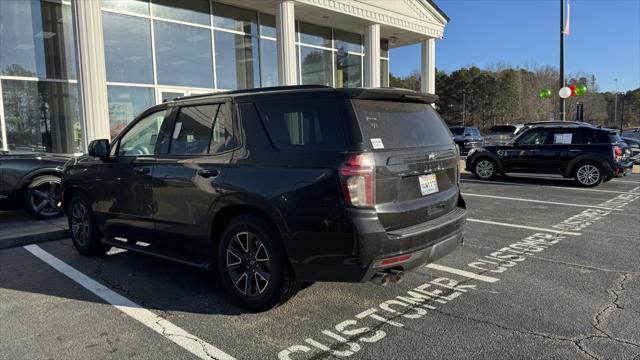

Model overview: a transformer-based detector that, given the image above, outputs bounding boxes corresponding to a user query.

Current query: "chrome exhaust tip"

[389,269,404,283]
[370,272,390,286]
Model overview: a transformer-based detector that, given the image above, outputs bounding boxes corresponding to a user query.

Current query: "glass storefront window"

[259,14,276,38]
[381,39,390,58]
[260,39,278,87]
[107,86,155,138]
[214,32,259,90]
[299,46,333,86]
[380,59,389,87]
[335,53,362,88]
[1,80,81,153]
[335,30,362,54]
[154,21,213,88]
[102,12,153,84]
[152,0,210,25]
[0,0,76,79]
[212,3,258,35]
[101,0,149,15]
[298,22,332,48]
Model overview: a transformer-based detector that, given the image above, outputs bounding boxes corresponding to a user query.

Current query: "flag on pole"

[562,0,571,35]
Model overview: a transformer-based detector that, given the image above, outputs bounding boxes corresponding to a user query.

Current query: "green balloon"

[539,89,551,99]
[576,84,587,96]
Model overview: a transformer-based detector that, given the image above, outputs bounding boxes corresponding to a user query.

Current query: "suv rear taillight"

[613,145,623,162]
[339,153,376,208]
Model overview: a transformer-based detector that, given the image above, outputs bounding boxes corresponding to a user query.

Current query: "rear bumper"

[612,160,634,177]
[290,205,467,282]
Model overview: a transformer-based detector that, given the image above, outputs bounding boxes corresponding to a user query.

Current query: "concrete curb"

[0,229,69,250]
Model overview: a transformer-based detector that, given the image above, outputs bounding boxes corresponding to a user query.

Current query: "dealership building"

[0,0,448,153]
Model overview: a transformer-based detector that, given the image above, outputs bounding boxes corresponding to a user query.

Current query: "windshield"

[351,100,452,149]
[449,127,464,135]
[489,126,517,134]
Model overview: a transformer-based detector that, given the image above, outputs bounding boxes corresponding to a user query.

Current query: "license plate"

[418,174,439,196]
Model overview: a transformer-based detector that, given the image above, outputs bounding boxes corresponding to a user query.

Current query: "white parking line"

[611,179,640,184]
[461,193,620,211]
[461,179,628,194]
[425,263,500,283]
[23,245,235,360]
[466,218,582,236]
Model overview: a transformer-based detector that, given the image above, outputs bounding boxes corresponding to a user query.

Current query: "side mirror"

[88,139,110,160]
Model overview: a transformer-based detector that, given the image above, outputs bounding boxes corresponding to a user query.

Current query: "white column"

[421,38,436,94]
[71,0,111,146]
[364,24,380,88]
[276,1,297,86]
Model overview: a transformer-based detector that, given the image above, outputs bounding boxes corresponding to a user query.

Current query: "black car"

[0,150,69,219]
[466,124,633,187]
[483,124,526,145]
[449,126,483,154]
[62,86,467,311]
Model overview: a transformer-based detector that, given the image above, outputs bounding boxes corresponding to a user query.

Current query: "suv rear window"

[449,127,464,135]
[489,125,516,134]
[351,100,451,149]
[256,99,346,151]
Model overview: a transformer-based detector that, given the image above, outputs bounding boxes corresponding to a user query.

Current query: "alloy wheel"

[29,181,62,217]
[476,160,494,179]
[576,164,600,186]
[70,202,90,247]
[226,231,272,297]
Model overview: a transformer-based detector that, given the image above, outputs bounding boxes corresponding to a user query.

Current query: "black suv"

[62,86,466,311]
[449,126,483,154]
[466,124,633,187]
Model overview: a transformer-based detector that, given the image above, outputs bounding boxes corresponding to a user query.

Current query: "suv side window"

[209,103,236,154]
[169,104,218,155]
[581,129,609,144]
[118,109,167,156]
[516,128,551,145]
[550,129,580,145]
[255,99,345,150]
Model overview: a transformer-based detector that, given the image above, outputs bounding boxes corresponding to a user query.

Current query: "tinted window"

[449,127,464,135]
[352,100,452,149]
[472,129,481,136]
[119,109,166,156]
[516,128,551,145]
[209,103,236,154]
[256,99,346,150]
[170,105,218,155]
[490,125,516,134]
[581,129,611,144]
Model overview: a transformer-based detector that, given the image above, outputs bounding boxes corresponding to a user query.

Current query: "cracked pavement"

[0,174,639,359]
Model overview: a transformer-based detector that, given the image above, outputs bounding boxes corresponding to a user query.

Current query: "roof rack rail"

[164,85,333,102]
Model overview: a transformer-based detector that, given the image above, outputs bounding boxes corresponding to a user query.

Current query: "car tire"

[68,193,111,256]
[218,215,298,312]
[573,162,604,187]
[473,158,497,180]
[23,175,64,220]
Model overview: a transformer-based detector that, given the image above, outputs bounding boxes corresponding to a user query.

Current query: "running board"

[102,238,210,270]
[503,172,566,179]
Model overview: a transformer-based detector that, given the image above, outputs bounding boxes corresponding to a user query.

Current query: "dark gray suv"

[62,86,466,311]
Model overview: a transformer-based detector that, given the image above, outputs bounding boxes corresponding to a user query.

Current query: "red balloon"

[569,84,577,97]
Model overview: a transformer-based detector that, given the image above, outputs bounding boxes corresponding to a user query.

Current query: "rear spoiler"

[337,88,438,104]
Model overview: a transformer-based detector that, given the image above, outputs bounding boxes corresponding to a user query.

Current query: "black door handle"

[197,169,220,178]
[134,166,150,175]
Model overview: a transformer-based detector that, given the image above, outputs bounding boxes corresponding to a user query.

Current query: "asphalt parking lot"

[1,174,639,360]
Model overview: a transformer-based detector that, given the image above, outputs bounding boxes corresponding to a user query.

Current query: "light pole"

[462,91,466,127]
[614,78,619,129]
[559,0,566,121]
